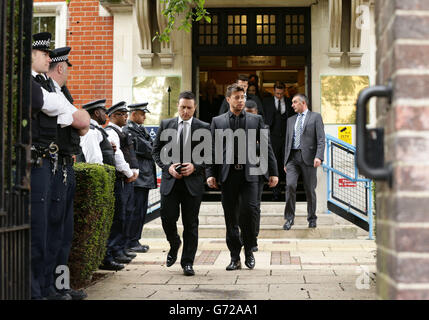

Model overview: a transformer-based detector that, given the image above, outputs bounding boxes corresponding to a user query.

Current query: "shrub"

[68,163,116,288]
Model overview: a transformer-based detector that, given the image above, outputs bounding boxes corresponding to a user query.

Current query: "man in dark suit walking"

[152,91,210,276]
[207,83,278,271]
[262,82,296,200]
[283,94,325,230]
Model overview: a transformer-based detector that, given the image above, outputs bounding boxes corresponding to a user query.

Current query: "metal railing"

[322,134,374,240]
[0,0,33,300]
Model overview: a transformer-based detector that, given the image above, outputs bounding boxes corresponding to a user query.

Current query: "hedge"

[68,163,116,289]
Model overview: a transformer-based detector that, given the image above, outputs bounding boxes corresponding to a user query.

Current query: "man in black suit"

[207,83,278,271]
[218,75,264,117]
[283,94,325,231]
[262,82,296,200]
[152,91,210,276]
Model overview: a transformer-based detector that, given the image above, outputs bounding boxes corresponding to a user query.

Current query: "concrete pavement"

[84,238,377,300]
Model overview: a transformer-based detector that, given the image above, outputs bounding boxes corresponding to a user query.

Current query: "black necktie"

[277,99,282,114]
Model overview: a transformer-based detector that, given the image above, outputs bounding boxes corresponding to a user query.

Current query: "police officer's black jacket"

[123,121,157,189]
[32,75,57,147]
[106,124,139,178]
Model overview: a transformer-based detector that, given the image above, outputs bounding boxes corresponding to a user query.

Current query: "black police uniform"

[43,47,80,298]
[103,102,139,265]
[30,32,58,300]
[122,103,157,252]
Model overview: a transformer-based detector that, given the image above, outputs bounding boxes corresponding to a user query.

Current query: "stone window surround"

[33,1,68,48]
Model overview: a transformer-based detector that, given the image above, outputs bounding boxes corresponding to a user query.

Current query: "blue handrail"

[322,134,374,240]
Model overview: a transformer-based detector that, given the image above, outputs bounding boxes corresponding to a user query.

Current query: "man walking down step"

[152,91,210,276]
[283,94,325,231]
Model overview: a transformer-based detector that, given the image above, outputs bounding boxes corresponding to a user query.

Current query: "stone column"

[375,0,429,299]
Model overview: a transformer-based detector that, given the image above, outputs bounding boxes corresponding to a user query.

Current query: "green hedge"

[68,163,116,289]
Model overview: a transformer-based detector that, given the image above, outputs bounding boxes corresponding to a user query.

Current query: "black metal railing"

[0,0,33,300]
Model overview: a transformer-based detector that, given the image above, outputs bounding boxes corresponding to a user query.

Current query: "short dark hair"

[237,75,249,82]
[225,83,245,97]
[178,91,196,101]
[274,82,285,90]
[245,100,257,109]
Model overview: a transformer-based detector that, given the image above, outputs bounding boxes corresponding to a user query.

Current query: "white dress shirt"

[274,97,286,115]
[32,70,76,127]
[106,122,139,178]
[80,119,104,165]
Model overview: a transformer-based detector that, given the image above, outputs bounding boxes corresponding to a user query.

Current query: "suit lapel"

[223,112,230,129]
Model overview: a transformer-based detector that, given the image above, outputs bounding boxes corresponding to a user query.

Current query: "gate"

[322,134,374,240]
[0,0,33,300]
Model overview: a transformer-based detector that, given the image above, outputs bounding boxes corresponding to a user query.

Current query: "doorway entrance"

[192,7,311,202]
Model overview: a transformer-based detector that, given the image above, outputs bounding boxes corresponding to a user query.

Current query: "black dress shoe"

[308,221,317,228]
[99,260,125,271]
[113,253,133,264]
[45,292,72,300]
[226,260,242,271]
[245,252,255,269]
[166,240,182,267]
[251,246,258,252]
[129,244,149,253]
[283,220,294,230]
[124,249,137,258]
[60,289,87,300]
[183,264,195,276]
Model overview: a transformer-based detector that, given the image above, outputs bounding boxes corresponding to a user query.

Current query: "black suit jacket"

[262,96,296,136]
[206,111,278,184]
[152,117,210,197]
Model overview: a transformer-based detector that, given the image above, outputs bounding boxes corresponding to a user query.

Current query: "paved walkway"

[84,238,377,300]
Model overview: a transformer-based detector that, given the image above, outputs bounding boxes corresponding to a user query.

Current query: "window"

[256,14,276,45]
[198,14,219,45]
[285,14,305,45]
[33,1,68,48]
[227,15,247,45]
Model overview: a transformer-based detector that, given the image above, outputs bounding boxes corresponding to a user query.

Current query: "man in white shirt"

[101,102,139,271]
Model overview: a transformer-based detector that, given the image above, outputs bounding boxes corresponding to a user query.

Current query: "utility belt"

[58,155,75,166]
[31,142,59,168]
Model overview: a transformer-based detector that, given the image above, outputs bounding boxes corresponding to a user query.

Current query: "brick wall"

[375,0,429,299]
[35,0,114,108]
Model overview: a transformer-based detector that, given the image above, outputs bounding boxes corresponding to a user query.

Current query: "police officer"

[123,103,157,254]
[43,47,90,300]
[100,102,139,271]
[79,99,116,166]
[30,33,77,300]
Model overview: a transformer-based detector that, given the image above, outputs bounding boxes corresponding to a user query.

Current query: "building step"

[141,224,362,239]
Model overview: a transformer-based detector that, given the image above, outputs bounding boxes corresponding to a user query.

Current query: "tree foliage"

[153,0,210,43]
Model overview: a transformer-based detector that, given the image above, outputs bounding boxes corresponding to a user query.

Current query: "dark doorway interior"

[193,8,310,202]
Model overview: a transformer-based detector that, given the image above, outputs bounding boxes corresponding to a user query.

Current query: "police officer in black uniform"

[78,99,116,166]
[100,102,139,270]
[44,47,90,300]
[123,103,157,254]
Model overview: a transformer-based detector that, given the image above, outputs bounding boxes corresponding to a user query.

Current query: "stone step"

[149,212,335,226]
[141,224,365,240]
[198,202,308,214]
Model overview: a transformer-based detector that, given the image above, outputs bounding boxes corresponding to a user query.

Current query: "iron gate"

[0,0,33,300]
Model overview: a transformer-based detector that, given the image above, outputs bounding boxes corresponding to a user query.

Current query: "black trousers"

[44,163,75,296]
[160,179,202,267]
[125,187,150,248]
[104,180,134,262]
[30,160,54,299]
[221,169,259,260]
[284,150,317,223]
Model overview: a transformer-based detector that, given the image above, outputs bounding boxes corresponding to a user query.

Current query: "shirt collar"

[228,110,245,118]
[178,116,193,126]
[51,78,61,91]
[90,119,100,127]
[109,122,122,131]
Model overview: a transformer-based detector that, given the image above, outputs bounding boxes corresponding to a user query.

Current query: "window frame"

[33,1,68,48]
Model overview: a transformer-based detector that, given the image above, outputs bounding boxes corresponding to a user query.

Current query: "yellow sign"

[338,126,352,144]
